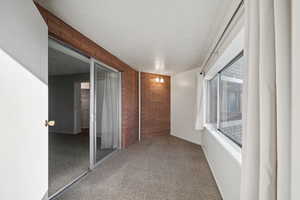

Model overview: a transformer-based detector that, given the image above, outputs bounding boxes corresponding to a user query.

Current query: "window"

[206,53,244,146]
[207,75,218,128]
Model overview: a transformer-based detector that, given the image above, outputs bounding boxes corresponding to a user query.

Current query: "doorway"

[48,38,91,197]
[48,38,121,198]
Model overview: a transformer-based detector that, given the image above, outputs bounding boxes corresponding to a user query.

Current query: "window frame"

[205,51,244,147]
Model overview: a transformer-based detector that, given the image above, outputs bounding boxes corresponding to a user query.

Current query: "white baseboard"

[170,133,202,146]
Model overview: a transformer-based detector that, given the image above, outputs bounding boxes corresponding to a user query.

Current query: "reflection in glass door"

[90,59,121,166]
[48,38,91,198]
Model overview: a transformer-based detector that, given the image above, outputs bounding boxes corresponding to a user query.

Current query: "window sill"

[204,123,242,165]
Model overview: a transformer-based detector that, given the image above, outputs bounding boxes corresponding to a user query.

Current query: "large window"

[206,52,244,146]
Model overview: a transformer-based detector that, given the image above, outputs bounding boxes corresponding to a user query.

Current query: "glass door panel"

[93,61,120,164]
[48,38,91,197]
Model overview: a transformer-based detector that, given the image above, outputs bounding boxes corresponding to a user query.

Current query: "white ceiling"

[38,0,235,75]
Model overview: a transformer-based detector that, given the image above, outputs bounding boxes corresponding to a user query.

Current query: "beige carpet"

[54,135,222,200]
[49,132,114,196]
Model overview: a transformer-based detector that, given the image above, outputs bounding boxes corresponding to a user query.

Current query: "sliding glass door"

[48,38,91,198]
[47,38,121,199]
[90,59,121,167]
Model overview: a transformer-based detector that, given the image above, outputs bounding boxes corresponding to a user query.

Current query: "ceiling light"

[160,78,164,83]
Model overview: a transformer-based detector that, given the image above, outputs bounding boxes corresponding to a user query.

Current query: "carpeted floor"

[54,135,222,200]
[49,132,114,196]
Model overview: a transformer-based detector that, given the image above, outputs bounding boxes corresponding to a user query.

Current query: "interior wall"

[171,66,241,200]
[0,1,48,83]
[202,14,244,200]
[202,128,241,200]
[141,72,171,137]
[170,5,244,200]
[171,68,202,145]
[291,0,300,199]
[49,73,89,134]
[0,1,48,199]
[36,3,139,148]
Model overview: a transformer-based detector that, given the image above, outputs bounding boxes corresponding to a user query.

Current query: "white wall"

[171,68,202,145]
[291,0,300,199]
[170,4,244,200]
[202,127,241,200]
[202,31,243,200]
[171,66,242,200]
[0,0,48,83]
[0,1,48,199]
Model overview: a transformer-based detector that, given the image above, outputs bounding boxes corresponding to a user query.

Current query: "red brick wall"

[141,72,170,137]
[35,3,138,148]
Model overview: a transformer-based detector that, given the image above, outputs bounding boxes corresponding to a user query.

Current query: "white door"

[0,1,48,200]
[0,49,48,200]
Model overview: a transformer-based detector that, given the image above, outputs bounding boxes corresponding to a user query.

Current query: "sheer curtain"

[95,69,120,150]
[100,72,120,149]
[240,0,291,200]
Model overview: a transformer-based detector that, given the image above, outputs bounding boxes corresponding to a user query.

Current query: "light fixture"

[155,77,164,83]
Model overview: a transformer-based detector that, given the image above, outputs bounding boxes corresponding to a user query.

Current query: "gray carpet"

[54,135,222,200]
[49,133,114,196]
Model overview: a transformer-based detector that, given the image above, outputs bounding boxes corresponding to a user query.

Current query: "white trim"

[170,133,202,146]
[221,75,243,84]
[90,58,122,166]
[205,29,244,80]
[200,0,245,72]
[118,72,122,149]
[217,74,221,129]
[203,28,244,148]
[138,71,141,141]
[89,59,96,169]
[204,124,242,164]
[202,78,207,127]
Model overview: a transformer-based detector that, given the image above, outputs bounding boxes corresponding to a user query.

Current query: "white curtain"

[95,69,120,150]
[240,0,291,200]
[195,72,205,130]
[100,72,120,149]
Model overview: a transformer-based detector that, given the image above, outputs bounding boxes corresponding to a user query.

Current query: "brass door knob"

[45,120,55,127]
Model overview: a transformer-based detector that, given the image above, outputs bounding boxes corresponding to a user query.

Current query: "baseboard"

[170,133,202,146]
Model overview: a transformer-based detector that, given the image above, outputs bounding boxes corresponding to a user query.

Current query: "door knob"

[45,120,55,127]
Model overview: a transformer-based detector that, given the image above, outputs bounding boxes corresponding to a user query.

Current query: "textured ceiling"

[38,0,235,75]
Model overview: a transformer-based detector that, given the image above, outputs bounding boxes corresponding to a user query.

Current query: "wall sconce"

[155,77,164,83]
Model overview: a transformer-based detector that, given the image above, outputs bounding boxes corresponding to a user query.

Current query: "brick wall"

[35,3,138,148]
[141,72,170,137]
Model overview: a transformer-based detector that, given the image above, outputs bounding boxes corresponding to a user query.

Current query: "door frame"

[48,38,122,198]
[48,37,91,200]
[89,58,122,169]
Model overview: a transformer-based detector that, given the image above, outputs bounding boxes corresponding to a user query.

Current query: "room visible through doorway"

[48,38,122,199]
